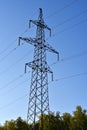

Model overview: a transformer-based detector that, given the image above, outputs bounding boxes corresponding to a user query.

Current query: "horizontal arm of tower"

[18,37,59,60]
[45,43,59,60]
[25,59,39,73]
[18,37,39,46]
[29,20,51,36]
[25,60,53,81]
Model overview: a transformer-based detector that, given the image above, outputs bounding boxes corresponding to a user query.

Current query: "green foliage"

[1,106,87,130]
[0,126,4,130]
[3,117,29,130]
[15,117,29,130]
[62,113,71,130]
[70,106,87,130]
[6,120,15,130]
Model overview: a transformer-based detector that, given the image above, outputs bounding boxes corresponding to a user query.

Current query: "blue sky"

[0,0,87,125]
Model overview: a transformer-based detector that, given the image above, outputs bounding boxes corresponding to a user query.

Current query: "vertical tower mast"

[18,8,59,128]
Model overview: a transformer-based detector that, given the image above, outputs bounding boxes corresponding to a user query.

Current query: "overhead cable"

[50,18,87,39]
[0,72,27,90]
[54,72,87,82]
[0,71,87,110]
[52,8,87,29]
[46,0,78,19]
[0,93,28,110]
[0,51,31,76]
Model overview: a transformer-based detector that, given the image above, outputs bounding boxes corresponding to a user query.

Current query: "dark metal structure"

[18,8,59,129]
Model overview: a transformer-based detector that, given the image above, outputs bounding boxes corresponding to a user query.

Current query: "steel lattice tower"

[18,8,59,128]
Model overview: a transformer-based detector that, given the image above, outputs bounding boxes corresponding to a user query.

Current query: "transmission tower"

[18,8,59,129]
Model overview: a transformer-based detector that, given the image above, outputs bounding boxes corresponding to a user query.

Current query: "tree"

[15,117,29,130]
[62,112,71,130]
[6,120,15,130]
[70,106,87,130]
[1,105,87,130]
[0,126,4,130]
[39,112,62,130]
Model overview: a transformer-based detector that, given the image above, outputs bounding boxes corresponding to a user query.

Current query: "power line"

[0,14,86,74]
[0,45,87,81]
[0,9,38,57]
[1,8,86,65]
[0,93,28,110]
[0,72,30,90]
[0,47,87,81]
[0,48,86,92]
[0,1,79,57]
[1,10,86,64]
[0,46,18,63]
[7,78,29,91]
[0,2,82,62]
[0,50,31,76]
[1,49,87,91]
[0,28,28,56]
[0,4,83,63]
[45,0,78,19]
[1,48,87,93]
[0,1,78,57]
[0,39,30,63]
[0,28,29,63]
[60,51,87,62]
[0,71,87,111]
[47,72,87,85]
[0,49,87,93]
[0,39,17,56]
[52,8,87,29]
[51,18,87,39]
[1,5,87,116]
[50,50,87,66]
[0,25,37,63]
[0,78,29,97]
[54,72,87,82]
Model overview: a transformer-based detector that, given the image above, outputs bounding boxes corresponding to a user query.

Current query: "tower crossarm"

[18,36,59,60]
[29,8,51,36]
[18,37,38,46]
[25,59,39,73]
[18,37,59,58]
[29,20,51,36]
[25,60,53,81]
[45,42,59,60]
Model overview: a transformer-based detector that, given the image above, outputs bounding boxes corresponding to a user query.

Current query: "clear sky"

[0,0,87,125]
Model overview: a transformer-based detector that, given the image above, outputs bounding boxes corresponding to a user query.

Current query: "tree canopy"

[0,106,87,130]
